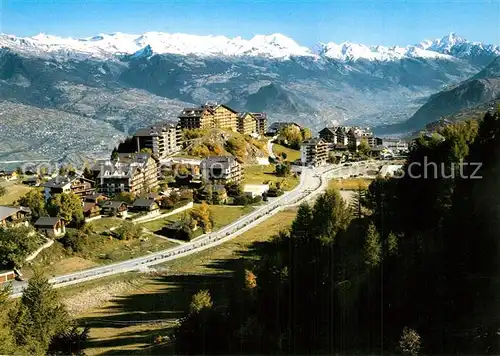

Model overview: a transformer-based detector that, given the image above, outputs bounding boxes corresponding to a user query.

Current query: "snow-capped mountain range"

[1,31,498,62]
[0,29,499,164]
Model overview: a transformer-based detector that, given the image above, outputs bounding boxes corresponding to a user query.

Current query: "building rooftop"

[41,176,73,189]
[201,156,238,170]
[237,112,254,119]
[100,200,127,209]
[302,138,326,145]
[134,121,179,137]
[34,216,62,227]
[133,198,157,208]
[320,127,337,135]
[0,206,26,221]
[41,175,93,189]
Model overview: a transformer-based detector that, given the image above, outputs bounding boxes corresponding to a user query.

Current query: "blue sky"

[1,0,499,46]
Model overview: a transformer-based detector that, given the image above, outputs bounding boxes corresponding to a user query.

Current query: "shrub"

[398,327,421,356]
[60,229,88,253]
[267,187,284,197]
[114,221,142,240]
[275,163,291,177]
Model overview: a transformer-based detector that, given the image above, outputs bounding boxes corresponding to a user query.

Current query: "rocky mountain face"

[379,56,500,134]
[0,31,498,164]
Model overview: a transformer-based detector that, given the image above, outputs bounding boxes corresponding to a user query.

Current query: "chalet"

[319,127,338,143]
[0,206,31,227]
[0,270,15,284]
[34,217,66,237]
[0,170,18,181]
[251,112,268,135]
[300,138,329,167]
[266,122,301,136]
[132,198,159,212]
[23,176,40,187]
[42,175,95,201]
[237,112,257,135]
[84,192,109,204]
[83,202,101,219]
[99,200,128,217]
[200,156,242,185]
[92,153,158,195]
[141,192,162,202]
[178,103,238,131]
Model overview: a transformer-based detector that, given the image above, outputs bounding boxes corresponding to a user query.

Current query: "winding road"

[11,160,379,297]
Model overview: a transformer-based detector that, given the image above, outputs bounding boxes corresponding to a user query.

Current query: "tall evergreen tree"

[13,271,70,353]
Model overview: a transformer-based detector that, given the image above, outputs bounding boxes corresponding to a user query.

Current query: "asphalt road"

[10,160,379,297]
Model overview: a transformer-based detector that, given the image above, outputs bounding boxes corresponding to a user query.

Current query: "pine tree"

[13,270,70,352]
[311,189,351,242]
[0,286,16,354]
[364,222,381,268]
[350,185,366,219]
[111,147,119,161]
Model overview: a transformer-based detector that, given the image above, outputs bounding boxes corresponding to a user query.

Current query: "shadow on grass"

[78,239,271,354]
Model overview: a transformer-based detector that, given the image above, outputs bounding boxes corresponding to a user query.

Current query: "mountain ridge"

[0,31,498,164]
[1,31,499,64]
[377,56,500,134]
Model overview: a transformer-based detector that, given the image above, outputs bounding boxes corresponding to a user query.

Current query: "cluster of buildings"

[178,103,267,135]
[299,125,409,167]
[130,103,268,159]
[319,126,381,148]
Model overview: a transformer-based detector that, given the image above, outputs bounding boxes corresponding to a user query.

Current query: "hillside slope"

[378,56,500,133]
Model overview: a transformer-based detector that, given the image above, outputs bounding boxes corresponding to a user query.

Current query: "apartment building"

[41,175,95,201]
[178,103,238,131]
[251,112,268,135]
[319,127,338,144]
[134,120,182,158]
[266,122,301,136]
[320,126,382,149]
[300,138,329,167]
[200,156,242,185]
[92,153,158,195]
[237,112,257,135]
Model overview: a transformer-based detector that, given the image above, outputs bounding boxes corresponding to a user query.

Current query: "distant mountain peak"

[417,33,500,65]
[0,31,498,65]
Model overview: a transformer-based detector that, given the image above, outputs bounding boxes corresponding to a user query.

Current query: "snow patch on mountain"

[417,33,500,59]
[0,31,498,63]
[315,42,453,61]
[0,31,314,60]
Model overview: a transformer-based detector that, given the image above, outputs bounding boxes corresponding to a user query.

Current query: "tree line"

[1,271,89,355]
[171,109,500,354]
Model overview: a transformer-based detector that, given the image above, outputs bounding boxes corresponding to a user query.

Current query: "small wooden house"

[0,206,31,227]
[34,217,66,237]
[83,202,101,219]
[132,198,159,212]
[99,200,128,217]
[0,270,15,284]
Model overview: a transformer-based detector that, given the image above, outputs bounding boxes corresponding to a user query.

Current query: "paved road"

[10,161,378,297]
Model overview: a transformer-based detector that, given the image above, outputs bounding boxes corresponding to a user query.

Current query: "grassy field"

[141,204,254,232]
[87,217,124,233]
[243,164,299,190]
[23,233,177,278]
[0,180,33,205]
[328,177,373,190]
[272,144,300,162]
[72,208,298,355]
